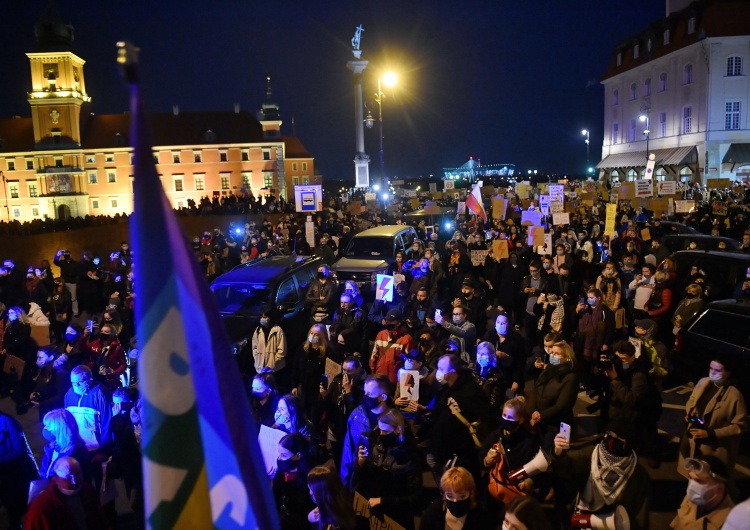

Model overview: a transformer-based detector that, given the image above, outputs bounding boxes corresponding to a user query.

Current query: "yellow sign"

[605,203,617,236]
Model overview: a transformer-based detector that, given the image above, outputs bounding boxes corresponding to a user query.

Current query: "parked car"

[674,299,750,400]
[210,255,324,360]
[665,250,750,301]
[660,234,742,254]
[638,220,698,235]
[332,225,417,291]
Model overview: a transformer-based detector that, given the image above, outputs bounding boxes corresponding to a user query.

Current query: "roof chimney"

[172,105,179,116]
[234,102,240,114]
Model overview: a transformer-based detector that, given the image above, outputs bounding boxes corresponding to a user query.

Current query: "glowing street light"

[581,129,590,167]
[364,71,398,189]
[639,106,651,163]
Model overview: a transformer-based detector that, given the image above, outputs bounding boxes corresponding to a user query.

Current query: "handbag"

[487,443,525,503]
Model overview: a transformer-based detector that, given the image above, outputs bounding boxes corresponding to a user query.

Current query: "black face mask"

[419,339,431,350]
[317,272,326,280]
[276,457,297,473]
[380,432,399,446]
[361,395,380,411]
[501,419,519,433]
[603,435,630,457]
[386,322,399,331]
[445,498,471,518]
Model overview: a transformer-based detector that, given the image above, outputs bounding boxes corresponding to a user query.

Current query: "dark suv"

[667,250,750,301]
[210,255,324,359]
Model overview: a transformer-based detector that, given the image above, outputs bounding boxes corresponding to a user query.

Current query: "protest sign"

[471,250,489,266]
[365,192,377,201]
[456,201,466,214]
[258,425,286,476]
[605,203,617,236]
[610,189,620,203]
[635,179,653,198]
[348,201,361,215]
[325,358,342,385]
[528,226,545,247]
[641,228,651,241]
[550,201,564,213]
[657,181,677,195]
[424,202,441,215]
[539,194,550,215]
[549,184,565,203]
[492,196,508,219]
[675,200,694,213]
[353,492,407,530]
[492,239,509,259]
[712,201,728,216]
[536,232,553,255]
[521,210,543,226]
[481,185,495,196]
[648,198,669,213]
[375,274,394,302]
[706,178,731,190]
[444,180,455,190]
[429,182,437,193]
[620,183,635,200]
[552,212,570,226]
[399,370,420,402]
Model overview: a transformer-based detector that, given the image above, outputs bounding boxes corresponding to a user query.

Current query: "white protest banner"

[550,201,564,213]
[552,212,570,226]
[258,425,286,476]
[404,189,417,197]
[635,179,653,198]
[536,232,553,255]
[539,194,550,216]
[365,192,377,201]
[521,210,543,226]
[375,274,394,302]
[675,200,694,213]
[305,221,315,249]
[549,184,565,203]
[444,180,455,190]
[399,370,421,402]
[657,181,677,196]
[457,201,466,214]
[470,250,489,266]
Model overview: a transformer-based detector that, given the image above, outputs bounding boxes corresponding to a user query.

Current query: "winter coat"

[370,329,414,386]
[251,324,287,373]
[529,363,579,436]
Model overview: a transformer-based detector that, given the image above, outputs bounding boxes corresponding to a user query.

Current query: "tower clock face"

[43,63,59,78]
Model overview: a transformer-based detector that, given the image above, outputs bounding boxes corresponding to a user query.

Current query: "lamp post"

[639,106,651,163]
[365,72,397,190]
[581,129,590,168]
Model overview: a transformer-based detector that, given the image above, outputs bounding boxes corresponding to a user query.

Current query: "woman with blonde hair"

[39,408,90,480]
[292,324,331,420]
[419,467,492,529]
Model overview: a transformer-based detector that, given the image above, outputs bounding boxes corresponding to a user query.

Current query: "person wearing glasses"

[63,365,112,451]
[671,456,734,529]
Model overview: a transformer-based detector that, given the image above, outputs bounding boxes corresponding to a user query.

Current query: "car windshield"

[345,237,394,257]
[211,283,271,314]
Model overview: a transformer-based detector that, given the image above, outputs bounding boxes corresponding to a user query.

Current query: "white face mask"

[435,370,447,384]
[404,360,415,371]
[548,355,561,366]
[308,335,319,344]
[686,479,720,506]
[709,373,724,385]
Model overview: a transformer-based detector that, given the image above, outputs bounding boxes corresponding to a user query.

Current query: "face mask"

[445,498,471,518]
[709,373,724,385]
[587,298,597,306]
[386,322,399,331]
[436,370,448,385]
[686,479,719,506]
[42,428,55,442]
[461,290,472,298]
[100,334,113,344]
[621,361,631,370]
[252,390,268,400]
[362,395,381,411]
[531,271,540,278]
[404,359,415,371]
[623,260,632,266]
[509,258,517,264]
[452,315,464,325]
[274,411,289,425]
[477,357,489,368]
[605,270,614,277]
[308,335,320,344]
[419,339,431,350]
[501,418,519,433]
[548,355,561,366]
[260,318,270,327]
[685,292,697,299]
[603,435,630,457]
[317,272,326,280]
[556,250,564,255]
[543,263,551,270]
[58,484,83,496]
[277,457,298,473]
[495,324,506,335]
[380,432,399,446]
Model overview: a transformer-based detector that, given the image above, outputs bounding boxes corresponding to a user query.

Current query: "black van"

[667,250,750,301]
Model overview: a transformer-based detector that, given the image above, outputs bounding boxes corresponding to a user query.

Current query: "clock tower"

[26,0,90,148]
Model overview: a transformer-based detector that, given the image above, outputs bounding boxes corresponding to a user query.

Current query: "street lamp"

[639,106,650,163]
[581,129,590,167]
[364,71,398,189]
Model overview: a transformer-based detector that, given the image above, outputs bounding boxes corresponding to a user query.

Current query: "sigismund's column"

[347,25,370,188]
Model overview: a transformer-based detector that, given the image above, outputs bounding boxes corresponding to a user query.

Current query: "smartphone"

[559,422,572,442]
[578,296,585,305]
[435,308,441,319]
[321,374,329,391]
[86,320,94,333]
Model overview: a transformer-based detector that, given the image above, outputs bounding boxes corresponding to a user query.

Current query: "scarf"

[578,443,636,512]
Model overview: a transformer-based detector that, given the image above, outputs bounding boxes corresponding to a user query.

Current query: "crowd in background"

[0,178,749,529]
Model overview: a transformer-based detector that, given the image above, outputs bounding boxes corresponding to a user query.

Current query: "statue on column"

[351,25,364,52]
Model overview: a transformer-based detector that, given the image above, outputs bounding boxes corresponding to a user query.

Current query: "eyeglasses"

[71,380,89,387]
[684,459,727,482]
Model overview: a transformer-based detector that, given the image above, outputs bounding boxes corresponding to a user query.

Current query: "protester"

[419,466,493,529]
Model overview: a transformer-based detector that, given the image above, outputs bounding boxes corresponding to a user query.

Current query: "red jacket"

[78,335,127,390]
[25,481,110,530]
[370,328,414,385]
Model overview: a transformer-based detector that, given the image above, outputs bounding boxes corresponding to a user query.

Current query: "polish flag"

[465,182,487,221]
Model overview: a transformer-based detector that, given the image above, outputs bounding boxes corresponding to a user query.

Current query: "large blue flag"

[119,43,280,530]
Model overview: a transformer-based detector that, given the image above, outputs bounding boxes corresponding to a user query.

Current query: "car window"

[276,277,299,306]
[345,237,394,257]
[211,283,271,314]
[295,267,315,291]
[689,310,750,348]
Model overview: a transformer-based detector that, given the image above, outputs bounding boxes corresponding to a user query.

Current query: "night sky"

[0,0,665,182]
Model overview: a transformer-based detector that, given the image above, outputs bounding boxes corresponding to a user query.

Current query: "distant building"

[443,157,515,182]
[597,0,750,184]
[0,1,316,222]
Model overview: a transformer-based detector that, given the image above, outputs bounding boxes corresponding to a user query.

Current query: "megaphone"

[570,506,629,530]
[507,449,551,484]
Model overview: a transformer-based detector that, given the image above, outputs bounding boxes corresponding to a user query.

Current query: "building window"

[633,44,639,59]
[31,207,39,217]
[7,160,14,171]
[26,159,34,170]
[293,176,299,186]
[688,17,695,35]
[172,152,180,163]
[174,177,184,192]
[683,64,693,85]
[86,155,96,164]
[725,100,741,130]
[663,29,670,45]
[11,207,20,219]
[92,199,99,209]
[9,183,19,199]
[659,73,667,92]
[262,149,271,161]
[628,119,636,142]
[89,172,98,184]
[727,56,743,76]
[302,162,308,171]
[220,175,230,190]
[629,83,637,100]
[292,162,298,171]
[616,52,622,66]
[612,123,620,144]
[659,112,667,137]
[241,149,249,161]
[28,183,38,198]
[302,176,309,185]
[107,171,116,183]
[263,172,274,188]
[194,151,202,163]
[644,78,651,96]
[111,198,118,208]
[241,172,252,188]
[612,90,619,105]
[220,150,228,162]
[194,175,205,191]
[105,153,114,163]
[683,106,693,134]
[55,158,63,168]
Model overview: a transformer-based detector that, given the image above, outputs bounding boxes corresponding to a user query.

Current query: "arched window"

[683,64,693,84]
[659,73,668,92]
[630,83,637,100]
[627,169,638,181]
[679,167,693,182]
[727,55,743,76]
[644,78,651,96]
[613,89,619,105]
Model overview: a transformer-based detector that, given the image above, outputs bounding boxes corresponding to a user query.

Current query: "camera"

[598,354,618,370]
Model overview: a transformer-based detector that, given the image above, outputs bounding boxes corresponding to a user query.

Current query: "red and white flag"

[465,182,487,221]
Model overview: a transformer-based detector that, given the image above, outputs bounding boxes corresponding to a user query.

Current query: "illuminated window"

[107,171,116,183]
[89,172,98,184]
[241,172,252,188]
[92,199,99,209]
[28,183,38,198]
[725,101,741,130]
[263,171,274,188]
[220,175,230,190]
[194,174,205,191]
[11,207,20,218]
[9,183,19,198]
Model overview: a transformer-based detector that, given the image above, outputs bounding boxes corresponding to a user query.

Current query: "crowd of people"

[0,179,749,529]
